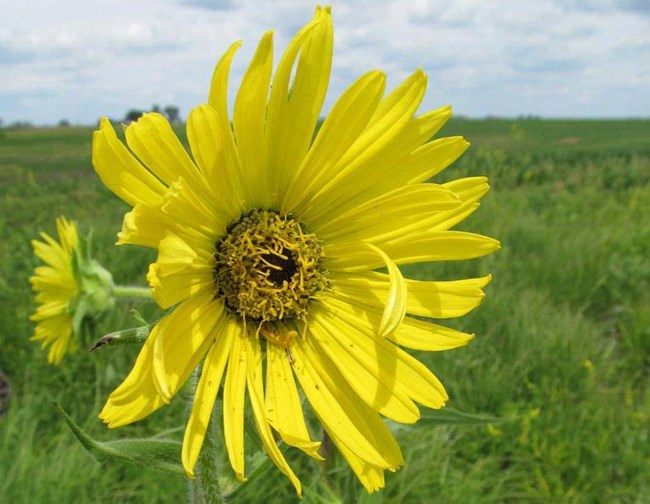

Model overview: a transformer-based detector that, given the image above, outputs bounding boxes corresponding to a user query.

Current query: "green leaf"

[223,454,273,501]
[418,407,509,426]
[89,323,152,351]
[55,403,184,475]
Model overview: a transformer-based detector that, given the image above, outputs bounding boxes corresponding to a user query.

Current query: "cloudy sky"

[2,0,649,125]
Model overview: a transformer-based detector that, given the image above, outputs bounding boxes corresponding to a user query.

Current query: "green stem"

[196,414,225,503]
[188,373,225,504]
[112,285,153,300]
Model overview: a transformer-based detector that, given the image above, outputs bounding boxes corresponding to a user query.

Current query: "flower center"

[214,209,326,325]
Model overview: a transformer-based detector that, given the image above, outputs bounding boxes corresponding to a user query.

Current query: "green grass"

[1,118,648,503]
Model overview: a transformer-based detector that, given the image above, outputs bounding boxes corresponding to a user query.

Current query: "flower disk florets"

[214,209,326,324]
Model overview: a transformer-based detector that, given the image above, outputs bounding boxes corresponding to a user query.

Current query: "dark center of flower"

[264,249,297,287]
[214,209,326,325]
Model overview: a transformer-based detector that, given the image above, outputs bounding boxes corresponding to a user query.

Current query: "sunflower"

[30,217,80,364]
[30,216,116,365]
[94,6,499,494]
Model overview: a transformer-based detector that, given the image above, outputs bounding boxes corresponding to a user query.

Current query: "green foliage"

[55,403,184,475]
[1,119,648,502]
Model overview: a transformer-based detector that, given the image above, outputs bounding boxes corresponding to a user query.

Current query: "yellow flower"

[30,216,115,365]
[93,6,499,494]
[30,216,80,364]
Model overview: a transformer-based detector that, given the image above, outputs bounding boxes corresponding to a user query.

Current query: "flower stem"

[187,371,225,504]
[112,285,153,300]
[193,413,224,504]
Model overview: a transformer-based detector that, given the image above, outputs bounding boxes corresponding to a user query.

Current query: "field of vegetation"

[1,117,648,503]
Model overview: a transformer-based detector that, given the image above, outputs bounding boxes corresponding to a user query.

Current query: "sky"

[1,0,649,125]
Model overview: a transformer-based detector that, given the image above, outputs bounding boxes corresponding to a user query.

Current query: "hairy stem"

[188,374,225,504]
[112,285,153,300]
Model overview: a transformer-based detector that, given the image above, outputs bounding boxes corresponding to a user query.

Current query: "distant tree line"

[0,107,182,130]
[124,104,181,124]
[0,118,34,129]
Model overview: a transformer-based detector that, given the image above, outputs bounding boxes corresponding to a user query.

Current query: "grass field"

[1,118,649,503]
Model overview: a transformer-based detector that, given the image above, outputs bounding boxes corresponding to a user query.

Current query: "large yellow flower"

[94,7,499,494]
[30,216,81,365]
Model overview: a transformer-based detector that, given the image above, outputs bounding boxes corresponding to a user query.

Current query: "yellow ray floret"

[30,217,78,365]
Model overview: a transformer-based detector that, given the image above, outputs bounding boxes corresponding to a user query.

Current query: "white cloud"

[1,0,649,124]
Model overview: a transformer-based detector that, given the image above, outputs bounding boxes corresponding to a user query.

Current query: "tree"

[164,105,180,124]
[124,109,145,123]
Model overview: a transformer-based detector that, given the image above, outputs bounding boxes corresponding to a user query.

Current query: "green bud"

[68,231,115,336]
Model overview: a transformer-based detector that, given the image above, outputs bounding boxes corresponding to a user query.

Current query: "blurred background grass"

[0,118,648,502]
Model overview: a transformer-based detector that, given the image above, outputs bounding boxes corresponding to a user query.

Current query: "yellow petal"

[326,431,388,493]
[317,295,449,409]
[160,177,227,241]
[291,340,399,467]
[316,184,460,244]
[319,106,458,211]
[246,337,302,496]
[233,31,274,207]
[92,117,165,207]
[309,315,419,423]
[318,184,461,240]
[46,330,71,366]
[207,41,245,205]
[391,316,475,351]
[151,291,222,402]
[30,300,68,320]
[116,203,170,248]
[267,7,333,200]
[403,136,470,184]
[125,113,208,196]
[31,314,70,343]
[303,69,427,222]
[337,134,468,210]
[55,216,78,253]
[100,325,165,427]
[187,104,244,219]
[282,69,386,214]
[327,231,501,272]
[319,292,474,351]
[223,326,247,482]
[32,316,73,365]
[208,41,241,113]
[265,342,322,459]
[364,243,407,338]
[147,265,213,314]
[333,272,492,319]
[182,316,233,478]
[428,177,490,231]
[31,236,66,268]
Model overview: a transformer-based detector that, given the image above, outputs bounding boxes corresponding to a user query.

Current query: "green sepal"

[130,307,149,326]
[55,403,184,475]
[418,407,508,426]
[71,296,90,341]
[68,229,115,329]
[90,323,153,351]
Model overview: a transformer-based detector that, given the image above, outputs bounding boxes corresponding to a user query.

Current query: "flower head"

[30,217,115,364]
[94,6,499,494]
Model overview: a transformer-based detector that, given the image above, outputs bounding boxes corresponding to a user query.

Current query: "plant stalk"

[188,375,225,504]
[112,285,153,300]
